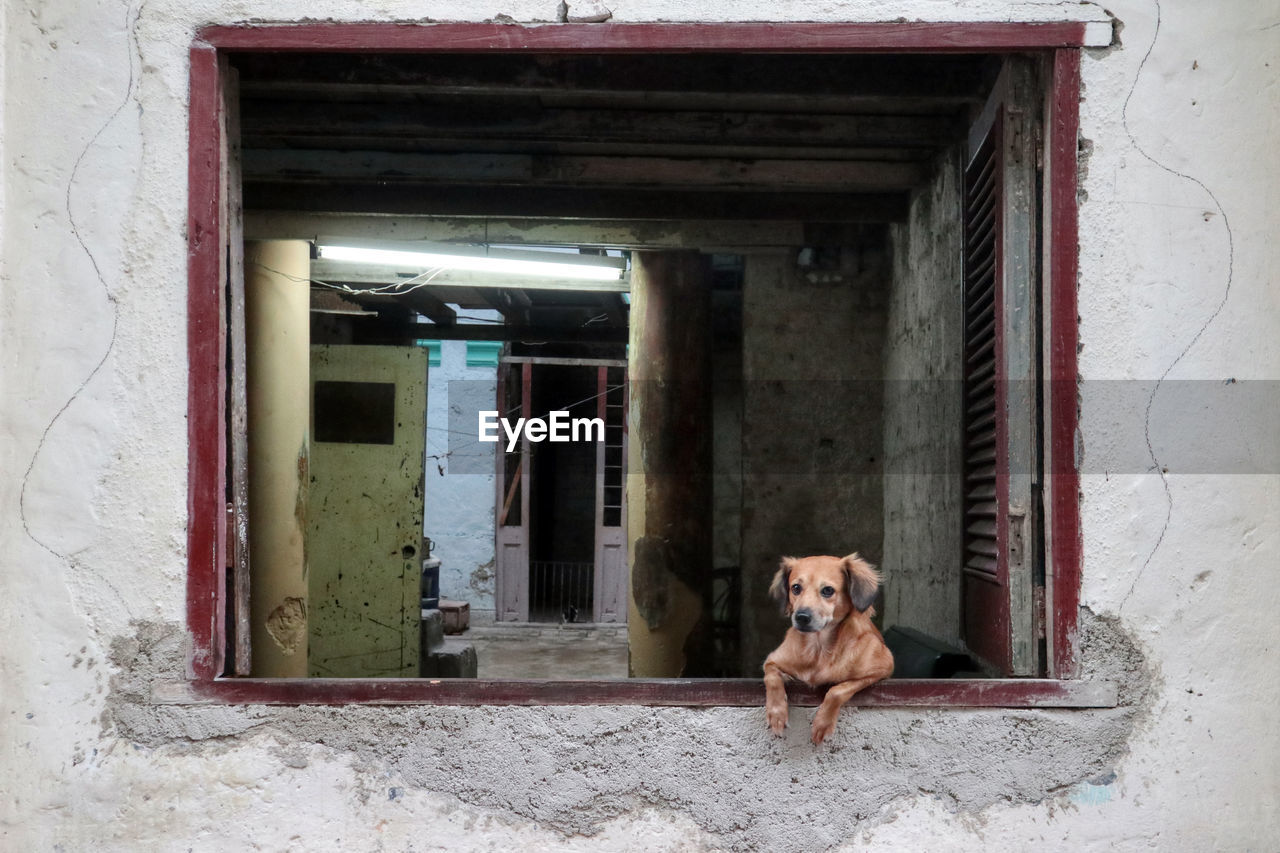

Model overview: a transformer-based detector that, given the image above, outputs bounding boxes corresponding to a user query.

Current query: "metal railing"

[529,560,595,623]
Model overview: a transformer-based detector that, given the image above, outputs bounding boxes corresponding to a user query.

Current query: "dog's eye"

[820,586,836,598]
[790,583,802,595]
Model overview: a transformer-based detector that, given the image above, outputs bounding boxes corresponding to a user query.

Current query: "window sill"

[152,678,1117,708]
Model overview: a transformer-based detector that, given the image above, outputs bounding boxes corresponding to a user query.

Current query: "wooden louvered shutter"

[962,58,1041,676]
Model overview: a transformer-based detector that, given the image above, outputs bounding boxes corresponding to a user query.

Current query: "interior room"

[228,49,1042,680]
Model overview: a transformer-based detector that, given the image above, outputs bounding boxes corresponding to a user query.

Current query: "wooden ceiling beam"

[240,135,937,163]
[477,288,532,325]
[244,211,810,250]
[243,150,926,192]
[233,53,989,103]
[244,181,910,222]
[390,288,457,326]
[241,87,975,116]
[238,101,961,149]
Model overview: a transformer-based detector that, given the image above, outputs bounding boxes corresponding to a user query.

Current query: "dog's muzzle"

[792,608,818,632]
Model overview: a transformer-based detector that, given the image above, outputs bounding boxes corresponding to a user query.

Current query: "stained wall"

[881,148,966,644]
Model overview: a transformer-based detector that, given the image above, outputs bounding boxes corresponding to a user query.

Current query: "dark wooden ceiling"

[235,52,997,342]
[235,52,998,222]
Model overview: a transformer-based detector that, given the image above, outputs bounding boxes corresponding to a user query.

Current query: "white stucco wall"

[1,1,1276,850]
[422,325,500,614]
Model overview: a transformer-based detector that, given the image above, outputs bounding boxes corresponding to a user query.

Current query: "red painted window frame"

[186,22,1087,706]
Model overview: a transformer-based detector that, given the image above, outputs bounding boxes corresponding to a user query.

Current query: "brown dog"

[763,553,894,745]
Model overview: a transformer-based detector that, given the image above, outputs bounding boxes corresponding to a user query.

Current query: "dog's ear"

[841,553,881,612]
[769,557,797,615]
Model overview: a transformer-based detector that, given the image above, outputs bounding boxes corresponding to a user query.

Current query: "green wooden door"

[308,345,426,677]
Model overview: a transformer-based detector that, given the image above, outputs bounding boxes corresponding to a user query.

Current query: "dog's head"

[768,553,880,633]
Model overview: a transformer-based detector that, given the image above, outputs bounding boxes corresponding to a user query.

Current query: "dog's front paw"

[810,712,838,745]
[766,703,788,736]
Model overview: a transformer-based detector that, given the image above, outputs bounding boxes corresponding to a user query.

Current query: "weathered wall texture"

[738,244,888,676]
[425,325,500,615]
[2,1,1277,851]
[881,148,965,644]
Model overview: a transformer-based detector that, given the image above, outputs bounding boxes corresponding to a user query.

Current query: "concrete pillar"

[626,251,715,677]
[245,240,310,677]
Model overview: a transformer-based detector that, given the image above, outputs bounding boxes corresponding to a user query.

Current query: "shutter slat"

[966,499,998,517]
[967,157,996,202]
[967,392,996,419]
[967,427,997,451]
[965,554,999,576]
[966,278,997,319]
[968,444,997,465]
[966,233,996,268]
[966,311,996,341]
[966,335,997,368]
[966,253,997,291]
[968,351,995,380]
[967,482,996,498]
[966,538,999,558]
[967,372,995,401]
[967,409,996,434]
[966,465,997,486]
[966,206,997,253]
[967,519,998,538]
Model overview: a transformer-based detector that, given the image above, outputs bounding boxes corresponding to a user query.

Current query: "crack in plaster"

[18,1,145,618]
[1117,0,1236,615]
[105,611,1151,852]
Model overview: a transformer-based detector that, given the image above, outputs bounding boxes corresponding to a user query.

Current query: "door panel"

[494,361,530,621]
[308,344,426,677]
[593,365,629,623]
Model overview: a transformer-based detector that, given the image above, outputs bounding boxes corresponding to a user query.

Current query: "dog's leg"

[810,675,883,745]
[763,660,790,736]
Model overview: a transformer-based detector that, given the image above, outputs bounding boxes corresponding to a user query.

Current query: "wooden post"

[245,240,311,677]
[626,251,714,677]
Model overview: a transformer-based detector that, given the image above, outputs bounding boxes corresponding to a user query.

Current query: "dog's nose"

[793,609,813,629]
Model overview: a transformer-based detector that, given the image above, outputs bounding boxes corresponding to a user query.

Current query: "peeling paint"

[469,558,495,597]
[265,597,307,654]
[631,534,673,629]
[295,437,309,579]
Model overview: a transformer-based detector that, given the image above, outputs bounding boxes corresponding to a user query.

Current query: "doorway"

[495,358,628,624]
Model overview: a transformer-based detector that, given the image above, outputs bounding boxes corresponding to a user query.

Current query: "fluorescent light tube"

[316,244,625,281]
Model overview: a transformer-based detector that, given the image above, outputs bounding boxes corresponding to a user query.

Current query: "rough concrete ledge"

[103,610,1148,852]
[147,677,1118,708]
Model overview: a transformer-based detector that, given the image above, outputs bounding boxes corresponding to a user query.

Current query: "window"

[184,23,1106,707]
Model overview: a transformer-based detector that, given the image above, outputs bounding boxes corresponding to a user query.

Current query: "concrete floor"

[461,622,629,679]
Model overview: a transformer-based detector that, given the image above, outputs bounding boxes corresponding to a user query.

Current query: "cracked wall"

[99,611,1151,852]
[2,0,1277,850]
